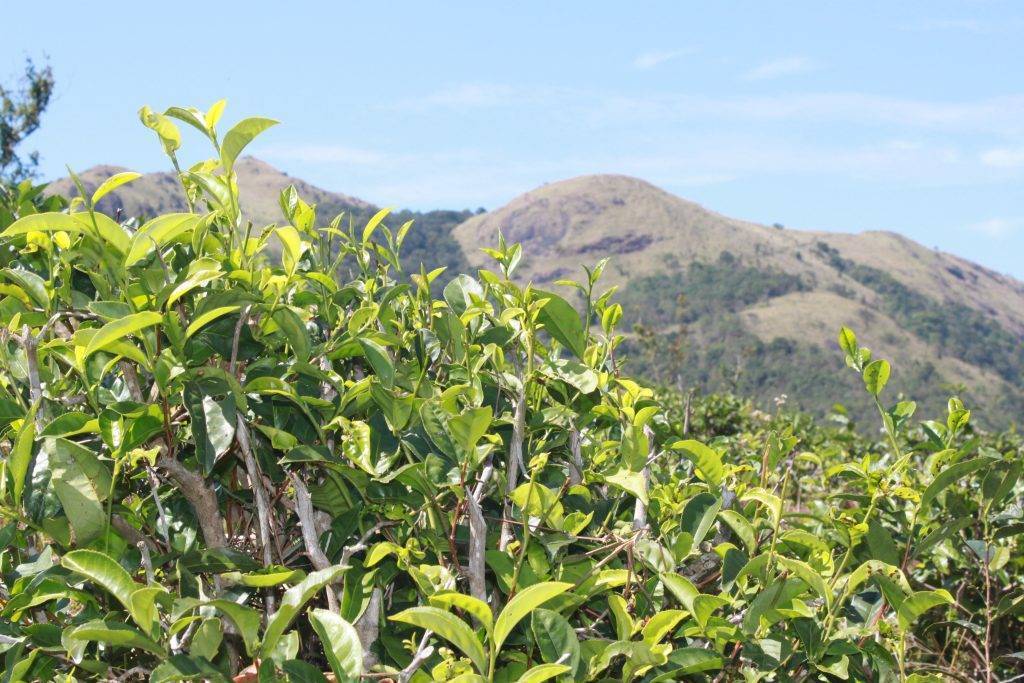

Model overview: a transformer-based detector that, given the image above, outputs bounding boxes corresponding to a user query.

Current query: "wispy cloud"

[258,144,388,165]
[980,147,1024,168]
[742,56,819,81]
[906,18,1024,34]
[632,49,689,70]
[401,84,1024,135]
[967,218,1021,238]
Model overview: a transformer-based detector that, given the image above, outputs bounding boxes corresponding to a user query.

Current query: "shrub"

[0,103,1020,682]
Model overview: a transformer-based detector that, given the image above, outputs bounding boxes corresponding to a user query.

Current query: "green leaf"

[128,586,168,635]
[207,600,261,657]
[1,268,48,308]
[2,212,130,254]
[641,609,686,645]
[150,654,231,682]
[897,590,953,630]
[430,591,494,634]
[309,608,363,681]
[718,509,756,555]
[530,608,580,674]
[361,207,391,243]
[83,311,162,359]
[91,171,142,205]
[776,556,830,608]
[62,619,164,657]
[186,306,241,339]
[9,403,37,506]
[516,664,571,683]
[221,117,278,172]
[535,290,586,358]
[921,456,997,509]
[184,389,236,475]
[390,606,487,674]
[126,213,200,267]
[61,550,139,613]
[605,468,648,505]
[358,338,394,388]
[862,359,890,396]
[669,439,724,488]
[680,492,721,548]
[649,648,723,681]
[494,582,572,652]
[260,564,346,658]
[48,438,109,544]
[271,307,310,363]
[188,617,222,660]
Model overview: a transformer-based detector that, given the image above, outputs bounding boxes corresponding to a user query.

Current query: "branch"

[633,425,653,532]
[398,630,435,683]
[499,386,526,551]
[235,417,276,613]
[155,452,226,549]
[289,471,338,612]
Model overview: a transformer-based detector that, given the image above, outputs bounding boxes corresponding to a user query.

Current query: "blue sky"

[4,1,1023,277]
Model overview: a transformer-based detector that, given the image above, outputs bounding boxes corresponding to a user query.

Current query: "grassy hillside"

[454,175,1024,426]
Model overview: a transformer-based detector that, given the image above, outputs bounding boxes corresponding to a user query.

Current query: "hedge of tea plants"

[0,103,1021,682]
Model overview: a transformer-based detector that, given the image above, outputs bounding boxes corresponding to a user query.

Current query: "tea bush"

[0,103,1021,682]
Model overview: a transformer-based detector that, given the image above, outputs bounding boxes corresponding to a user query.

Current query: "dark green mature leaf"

[921,456,997,509]
[48,439,109,544]
[309,609,363,681]
[531,608,581,676]
[535,289,586,358]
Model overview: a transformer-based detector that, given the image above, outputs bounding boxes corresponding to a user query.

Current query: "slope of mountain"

[454,175,1024,425]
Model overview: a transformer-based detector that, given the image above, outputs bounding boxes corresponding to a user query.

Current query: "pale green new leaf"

[221,117,278,171]
[863,359,891,396]
[2,212,131,254]
[82,311,162,359]
[429,591,493,634]
[125,213,200,266]
[669,439,724,488]
[516,664,571,683]
[10,403,37,506]
[91,171,142,205]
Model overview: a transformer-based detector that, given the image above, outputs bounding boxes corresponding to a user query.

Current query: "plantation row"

[0,103,1021,682]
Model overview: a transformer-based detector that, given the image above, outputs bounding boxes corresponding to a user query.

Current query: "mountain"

[47,158,474,278]
[46,157,373,225]
[454,175,1024,425]
[48,163,1024,425]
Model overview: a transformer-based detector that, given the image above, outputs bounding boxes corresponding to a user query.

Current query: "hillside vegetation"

[1,102,1022,682]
